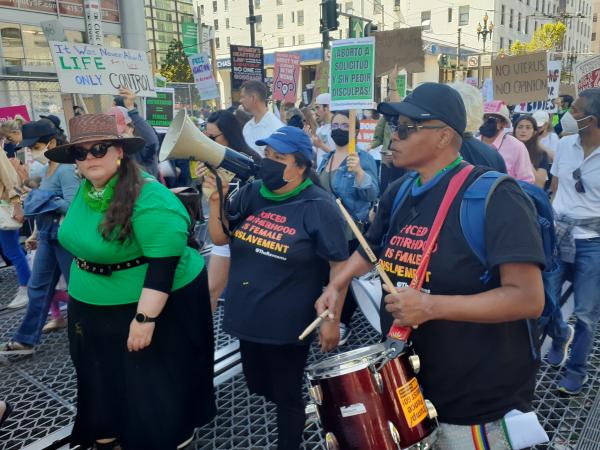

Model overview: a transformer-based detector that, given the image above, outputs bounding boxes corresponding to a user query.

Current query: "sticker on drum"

[340,403,367,418]
[395,377,428,428]
[351,275,382,333]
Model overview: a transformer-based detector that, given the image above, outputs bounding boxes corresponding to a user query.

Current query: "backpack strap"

[391,171,419,217]
[459,171,511,283]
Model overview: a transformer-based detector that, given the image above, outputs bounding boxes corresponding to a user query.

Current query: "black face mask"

[479,117,499,138]
[259,158,288,191]
[331,129,350,147]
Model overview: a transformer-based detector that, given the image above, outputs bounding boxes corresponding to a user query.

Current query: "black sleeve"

[305,199,349,262]
[357,177,405,261]
[143,256,180,293]
[485,180,546,270]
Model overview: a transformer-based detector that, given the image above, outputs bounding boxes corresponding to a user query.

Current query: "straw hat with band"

[45,114,145,164]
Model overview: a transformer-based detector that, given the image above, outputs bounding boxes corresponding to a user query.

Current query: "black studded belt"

[74,256,147,276]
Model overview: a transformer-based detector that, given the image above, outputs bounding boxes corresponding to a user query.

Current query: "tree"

[160,39,193,82]
[509,22,567,55]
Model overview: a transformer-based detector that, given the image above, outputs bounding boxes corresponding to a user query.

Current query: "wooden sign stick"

[299,309,330,341]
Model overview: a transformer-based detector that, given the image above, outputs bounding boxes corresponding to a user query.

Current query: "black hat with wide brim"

[46,114,145,164]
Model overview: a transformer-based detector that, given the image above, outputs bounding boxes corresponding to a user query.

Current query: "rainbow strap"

[471,424,490,450]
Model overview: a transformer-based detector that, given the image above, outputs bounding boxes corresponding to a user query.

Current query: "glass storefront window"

[0,23,24,65]
[65,29,86,43]
[21,25,51,63]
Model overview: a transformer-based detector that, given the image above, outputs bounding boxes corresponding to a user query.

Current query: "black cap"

[17,120,56,149]
[39,114,62,131]
[378,82,467,136]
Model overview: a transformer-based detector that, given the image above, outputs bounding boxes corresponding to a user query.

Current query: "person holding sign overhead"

[204,126,348,450]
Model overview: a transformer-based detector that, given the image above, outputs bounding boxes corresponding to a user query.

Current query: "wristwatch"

[135,312,157,323]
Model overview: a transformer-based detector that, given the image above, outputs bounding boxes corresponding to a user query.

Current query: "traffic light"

[364,22,378,36]
[321,0,339,32]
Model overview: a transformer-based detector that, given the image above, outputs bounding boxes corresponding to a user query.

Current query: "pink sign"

[483,100,505,114]
[0,105,30,123]
[272,52,301,103]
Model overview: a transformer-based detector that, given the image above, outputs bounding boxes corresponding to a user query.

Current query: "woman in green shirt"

[47,114,215,450]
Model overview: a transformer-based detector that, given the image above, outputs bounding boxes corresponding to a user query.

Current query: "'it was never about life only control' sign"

[49,41,156,97]
[329,37,375,111]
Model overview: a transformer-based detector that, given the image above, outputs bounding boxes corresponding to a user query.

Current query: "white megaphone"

[159,110,258,180]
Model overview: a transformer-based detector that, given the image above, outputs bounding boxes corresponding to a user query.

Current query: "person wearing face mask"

[543,89,600,395]
[0,120,79,356]
[204,126,348,450]
[316,110,379,344]
[479,101,535,183]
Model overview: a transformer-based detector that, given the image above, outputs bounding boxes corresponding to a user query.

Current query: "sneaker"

[339,324,352,346]
[42,317,67,333]
[0,401,13,430]
[546,324,575,367]
[6,286,28,309]
[558,372,589,395]
[0,341,34,356]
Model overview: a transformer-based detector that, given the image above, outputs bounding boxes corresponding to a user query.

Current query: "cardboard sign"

[0,105,30,123]
[575,54,600,94]
[357,118,378,150]
[49,41,156,97]
[374,27,424,77]
[330,37,375,111]
[272,52,301,102]
[312,61,330,102]
[492,52,548,105]
[230,45,264,91]
[189,53,219,100]
[144,88,174,133]
[514,60,561,113]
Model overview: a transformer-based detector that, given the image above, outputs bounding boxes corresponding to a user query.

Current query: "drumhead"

[351,274,382,334]
[306,343,387,380]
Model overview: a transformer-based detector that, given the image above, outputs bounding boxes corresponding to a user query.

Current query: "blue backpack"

[390,170,559,359]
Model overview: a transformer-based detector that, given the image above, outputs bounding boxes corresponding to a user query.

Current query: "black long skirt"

[68,269,215,450]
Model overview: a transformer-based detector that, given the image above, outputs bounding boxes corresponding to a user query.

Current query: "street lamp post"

[476,13,494,87]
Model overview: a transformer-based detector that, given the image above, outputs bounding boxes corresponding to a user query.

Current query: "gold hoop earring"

[116,158,121,167]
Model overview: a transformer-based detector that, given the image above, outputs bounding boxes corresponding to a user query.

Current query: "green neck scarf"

[82,175,118,212]
[415,155,464,187]
[259,178,313,202]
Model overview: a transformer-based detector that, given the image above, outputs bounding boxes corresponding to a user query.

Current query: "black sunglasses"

[71,143,113,162]
[391,122,446,140]
[573,167,586,193]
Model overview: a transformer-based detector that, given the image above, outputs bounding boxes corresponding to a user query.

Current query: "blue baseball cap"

[378,82,467,136]
[256,126,313,161]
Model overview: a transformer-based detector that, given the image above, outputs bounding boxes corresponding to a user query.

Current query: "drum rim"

[306,343,389,380]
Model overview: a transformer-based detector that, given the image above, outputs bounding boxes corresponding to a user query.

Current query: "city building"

[590,0,600,54]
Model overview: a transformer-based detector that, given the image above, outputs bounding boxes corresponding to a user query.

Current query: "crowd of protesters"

[0,75,598,450]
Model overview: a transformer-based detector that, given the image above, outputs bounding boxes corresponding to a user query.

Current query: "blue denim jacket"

[317,149,379,222]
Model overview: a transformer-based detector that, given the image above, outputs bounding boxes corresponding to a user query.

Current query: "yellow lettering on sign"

[395,377,428,428]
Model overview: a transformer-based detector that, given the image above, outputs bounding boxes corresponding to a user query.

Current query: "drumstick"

[299,309,330,341]
[335,199,397,294]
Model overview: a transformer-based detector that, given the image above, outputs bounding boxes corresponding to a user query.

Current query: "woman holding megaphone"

[204,126,349,450]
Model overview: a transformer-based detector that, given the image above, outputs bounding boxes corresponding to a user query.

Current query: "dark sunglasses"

[391,122,446,140]
[71,143,113,162]
[573,167,586,193]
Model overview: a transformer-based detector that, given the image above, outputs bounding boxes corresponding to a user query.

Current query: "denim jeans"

[13,238,73,346]
[547,237,600,377]
[0,229,31,286]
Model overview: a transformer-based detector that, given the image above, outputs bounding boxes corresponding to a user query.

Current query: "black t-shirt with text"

[224,181,349,345]
[362,164,545,425]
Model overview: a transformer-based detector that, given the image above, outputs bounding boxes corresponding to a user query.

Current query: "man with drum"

[316,83,546,448]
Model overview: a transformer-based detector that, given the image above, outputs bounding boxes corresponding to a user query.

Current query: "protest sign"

[514,60,561,113]
[492,52,547,104]
[189,53,219,100]
[330,37,375,111]
[396,70,407,98]
[374,28,424,77]
[357,118,378,150]
[0,105,30,123]
[49,41,156,97]
[481,78,494,102]
[272,52,301,103]
[575,54,600,94]
[182,22,198,57]
[84,0,104,46]
[230,45,264,91]
[144,88,174,133]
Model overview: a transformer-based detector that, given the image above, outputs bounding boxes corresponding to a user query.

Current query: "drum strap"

[387,164,474,341]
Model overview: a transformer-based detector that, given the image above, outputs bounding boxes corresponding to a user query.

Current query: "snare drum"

[306,343,438,450]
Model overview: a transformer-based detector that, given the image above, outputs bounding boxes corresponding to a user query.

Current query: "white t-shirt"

[551,134,600,238]
[540,132,560,158]
[243,111,284,158]
[315,123,336,167]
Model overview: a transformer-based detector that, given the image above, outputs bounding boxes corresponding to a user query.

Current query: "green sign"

[155,74,167,88]
[182,21,198,57]
[330,37,375,110]
[396,73,407,98]
[349,18,363,38]
[145,88,175,132]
